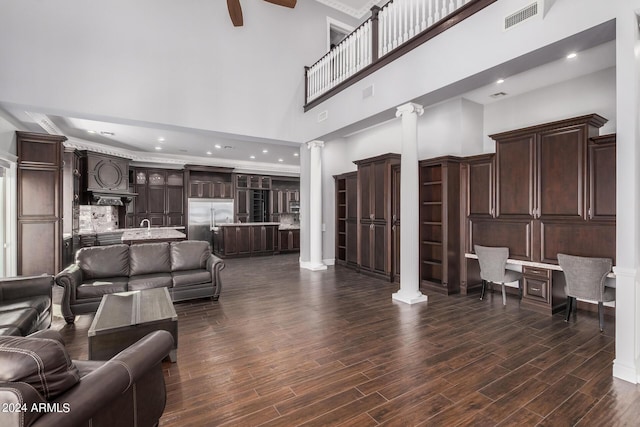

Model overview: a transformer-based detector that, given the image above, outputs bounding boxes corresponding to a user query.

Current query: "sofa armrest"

[28,329,65,344]
[0,275,53,302]
[0,382,47,427]
[54,265,84,324]
[206,254,225,301]
[110,330,173,384]
[30,331,172,427]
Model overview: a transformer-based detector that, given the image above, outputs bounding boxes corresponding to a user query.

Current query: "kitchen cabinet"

[270,178,300,222]
[212,224,278,258]
[353,153,400,281]
[186,165,233,199]
[132,168,184,227]
[588,134,616,221]
[419,157,462,295]
[16,131,65,276]
[82,152,129,193]
[466,154,495,219]
[279,229,300,252]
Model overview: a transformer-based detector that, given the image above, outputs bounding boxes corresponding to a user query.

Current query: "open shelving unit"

[419,157,462,294]
[336,177,347,262]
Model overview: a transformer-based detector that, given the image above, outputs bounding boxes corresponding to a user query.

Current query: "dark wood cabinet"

[83,152,129,193]
[354,153,400,281]
[279,229,300,252]
[466,154,494,218]
[269,178,300,222]
[213,224,278,257]
[235,189,250,223]
[391,165,400,282]
[588,134,616,221]
[335,172,358,267]
[17,131,66,275]
[131,168,184,227]
[186,166,233,199]
[419,157,462,295]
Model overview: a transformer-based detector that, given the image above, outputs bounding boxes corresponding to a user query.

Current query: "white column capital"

[307,140,325,150]
[395,102,424,118]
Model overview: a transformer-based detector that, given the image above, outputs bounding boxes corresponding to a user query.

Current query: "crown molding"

[315,0,379,19]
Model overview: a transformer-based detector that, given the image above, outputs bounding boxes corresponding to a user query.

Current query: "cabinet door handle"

[370,223,374,230]
[490,208,494,217]
[531,287,541,292]
[370,214,374,220]
[588,208,593,219]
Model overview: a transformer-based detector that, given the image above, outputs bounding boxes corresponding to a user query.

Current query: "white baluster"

[403,0,408,43]
[448,0,454,15]
[387,7,393,54]
[409,0,414,38]
[441,0,447,19]
[434,0,440,22]
[421,0,427,31]
[393,2,399,48]
[457,0,463,8]
[428,0,434,26]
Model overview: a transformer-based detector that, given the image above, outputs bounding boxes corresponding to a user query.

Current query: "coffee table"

[88,287,178,362]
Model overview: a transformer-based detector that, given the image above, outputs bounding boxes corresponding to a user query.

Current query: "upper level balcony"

[304,0,498,111]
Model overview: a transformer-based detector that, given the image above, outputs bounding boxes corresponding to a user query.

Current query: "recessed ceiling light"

[278,158,284,162]
[293,153,299,157]
[87,130,96,134]
[206,151,212,155]
[496,78,505,84]
[262,149,268,154]
[567,52,577,59]
[158,137,165,142]
[155,146,162,150]
[214,144,222,149]
[250,155,256,159]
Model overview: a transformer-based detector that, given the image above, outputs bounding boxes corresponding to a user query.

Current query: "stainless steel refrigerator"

[187,199,234,242]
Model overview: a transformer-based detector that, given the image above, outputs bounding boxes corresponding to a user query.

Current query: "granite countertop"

[214,222,281,227]
[278,224,300,230]
[78,226,185,236]
[121,228,187,242]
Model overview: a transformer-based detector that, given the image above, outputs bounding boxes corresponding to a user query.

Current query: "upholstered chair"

[557,253,614,332]
[475,245,523,305]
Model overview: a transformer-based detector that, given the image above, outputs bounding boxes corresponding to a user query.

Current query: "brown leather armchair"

[0,275,53,336]
[0,329,173,427]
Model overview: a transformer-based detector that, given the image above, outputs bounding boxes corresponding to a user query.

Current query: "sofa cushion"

[0,335,80,399]
[130,243,171,276]
[170,240,210,272]
[128,273,173,291]
[77,244,130,280]
[0,296,51,316]
[0,308,38,336]
[172,269,211,288]
[77,277,128,299]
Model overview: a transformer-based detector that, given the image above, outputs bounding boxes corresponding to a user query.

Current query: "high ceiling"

[0,0,616,174]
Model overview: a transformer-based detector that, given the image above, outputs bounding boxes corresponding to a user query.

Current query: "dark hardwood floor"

[52,254,640,426]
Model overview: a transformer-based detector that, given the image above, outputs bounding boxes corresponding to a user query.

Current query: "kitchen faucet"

[140,219,151,230]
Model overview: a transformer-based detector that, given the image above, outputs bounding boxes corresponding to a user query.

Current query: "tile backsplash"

[79,205,119,232]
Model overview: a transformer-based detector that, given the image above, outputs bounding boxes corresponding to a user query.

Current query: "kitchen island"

[121,228,187,245]
[212,223,280,258]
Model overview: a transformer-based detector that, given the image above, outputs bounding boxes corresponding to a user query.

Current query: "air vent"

[490,92,508,99]
[363,84,374,99]
[318,110,328,122]
[504,2,539,31]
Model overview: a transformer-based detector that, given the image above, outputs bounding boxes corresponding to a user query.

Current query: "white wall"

[483,67,617,151]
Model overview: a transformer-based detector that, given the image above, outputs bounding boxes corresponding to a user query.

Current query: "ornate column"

[392,103,428,304]
[301,140,327,271]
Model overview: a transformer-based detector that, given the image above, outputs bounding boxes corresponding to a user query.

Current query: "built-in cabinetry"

[234,174,272,223]
[270,178,300,223]
[465,114,614,313]
[354,153,400,281]
[80,152,129,198]
[334,172,358,267]
[16,131,66,275]
[131,168,184,228]
[185,165,233,199]
[278,229,300,252]
[419,157,462,295]
[212,224,278,257]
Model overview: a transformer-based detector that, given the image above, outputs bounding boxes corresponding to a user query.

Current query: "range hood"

[88,190,137,206]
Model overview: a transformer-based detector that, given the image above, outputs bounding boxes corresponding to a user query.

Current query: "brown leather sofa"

[55,240,224,324]
[0,275,53,336]
[0,329,172,427]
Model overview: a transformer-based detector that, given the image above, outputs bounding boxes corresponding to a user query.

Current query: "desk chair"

[475,245,523,305]
[557,253,614,332]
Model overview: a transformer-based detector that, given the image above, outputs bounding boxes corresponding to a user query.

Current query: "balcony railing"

[304,0,497,110]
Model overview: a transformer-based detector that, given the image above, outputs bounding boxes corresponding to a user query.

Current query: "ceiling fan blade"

[263,0,297,8]
[227,0,244,26]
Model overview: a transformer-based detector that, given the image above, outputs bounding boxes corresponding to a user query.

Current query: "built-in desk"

[464,253,615,315]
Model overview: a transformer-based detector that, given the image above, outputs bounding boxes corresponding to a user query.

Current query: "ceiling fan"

[227,0,297,27]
